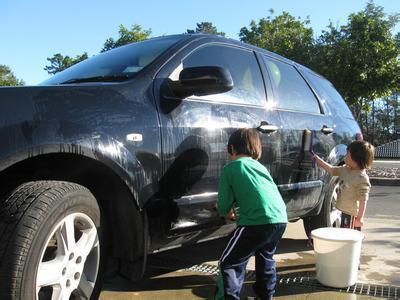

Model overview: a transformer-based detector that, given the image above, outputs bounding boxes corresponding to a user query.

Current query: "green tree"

[239,10,314,65]
[45,24,151,75]
[0,64,24,86]
[101,24,151,52]
[314,2,399,106]
[312,1,399,143]
[366,96,399,145]
[44,53,88,75]
[187,22,225,36]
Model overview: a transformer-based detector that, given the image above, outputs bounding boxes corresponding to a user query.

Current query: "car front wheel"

[0,181,106,300]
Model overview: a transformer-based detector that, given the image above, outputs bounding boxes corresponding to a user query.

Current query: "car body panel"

[0,82,160,208]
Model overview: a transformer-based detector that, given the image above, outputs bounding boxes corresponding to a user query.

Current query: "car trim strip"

[278,180,324,191]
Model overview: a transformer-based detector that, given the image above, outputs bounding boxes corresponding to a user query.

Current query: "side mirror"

[167,66,233,99]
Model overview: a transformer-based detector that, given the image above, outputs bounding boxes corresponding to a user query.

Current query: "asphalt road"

[358,185,400,286]
[365,185,399,218]
[100,185,400,299]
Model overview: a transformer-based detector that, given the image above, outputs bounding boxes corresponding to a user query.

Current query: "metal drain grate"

[186,264,398,299]
[187,264,219,275]
[277,272,399,299]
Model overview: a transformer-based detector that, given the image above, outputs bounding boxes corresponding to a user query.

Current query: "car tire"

[303,176,342,234]
[0,181,106,300]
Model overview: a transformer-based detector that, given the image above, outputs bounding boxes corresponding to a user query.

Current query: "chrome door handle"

[257,122,278,133]
[321,125,334,135]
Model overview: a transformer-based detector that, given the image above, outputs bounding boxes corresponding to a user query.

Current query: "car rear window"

[263,56,321,114]
[305,72,354,119]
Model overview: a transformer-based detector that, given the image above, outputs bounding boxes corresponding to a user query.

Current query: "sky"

[1,0,399,85]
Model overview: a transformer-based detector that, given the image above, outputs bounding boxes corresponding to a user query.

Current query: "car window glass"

[305,72,354,119]
[41,35,183,85]
[171,44,266,106]
[263,56,320,114]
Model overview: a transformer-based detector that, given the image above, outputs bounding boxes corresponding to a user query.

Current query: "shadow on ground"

[102,236,315,298]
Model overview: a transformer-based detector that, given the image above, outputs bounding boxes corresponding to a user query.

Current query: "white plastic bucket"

[311,227,364,288]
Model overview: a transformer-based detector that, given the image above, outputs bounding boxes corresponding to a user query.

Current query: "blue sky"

[1,0,398,85]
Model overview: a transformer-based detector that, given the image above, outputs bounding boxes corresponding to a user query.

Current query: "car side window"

[263,56,320,114]
[171,44,266,106]
[305,72,354,119]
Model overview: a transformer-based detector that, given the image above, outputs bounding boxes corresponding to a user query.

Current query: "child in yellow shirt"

[313,140,374,230]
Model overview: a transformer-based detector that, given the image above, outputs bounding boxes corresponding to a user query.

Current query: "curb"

[370,177,400,186]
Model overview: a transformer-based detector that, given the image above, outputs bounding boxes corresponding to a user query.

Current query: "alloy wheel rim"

[35,212,100,299]
[329,181,342,227]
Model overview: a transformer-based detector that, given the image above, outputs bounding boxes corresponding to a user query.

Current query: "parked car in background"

[0,34,361,299]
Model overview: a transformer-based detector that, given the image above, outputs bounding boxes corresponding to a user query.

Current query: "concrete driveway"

[100,185,399,299]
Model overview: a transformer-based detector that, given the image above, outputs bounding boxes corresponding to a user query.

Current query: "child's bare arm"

[355,199,367,227]
[313,154,334,174]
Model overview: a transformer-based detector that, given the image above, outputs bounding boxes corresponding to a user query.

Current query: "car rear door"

[260,54,336,218]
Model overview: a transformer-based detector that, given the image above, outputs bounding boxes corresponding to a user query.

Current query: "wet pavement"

[100,185,399,299]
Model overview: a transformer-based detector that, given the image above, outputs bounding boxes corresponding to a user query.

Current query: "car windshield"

[40,35,184,85]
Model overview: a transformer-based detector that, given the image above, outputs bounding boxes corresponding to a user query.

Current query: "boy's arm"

[217,171,234,216]
[354,199,367,227]
[313,154,334,174]
[354,182,370,227]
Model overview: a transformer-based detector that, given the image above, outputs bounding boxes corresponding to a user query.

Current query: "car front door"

[153,42,281,238]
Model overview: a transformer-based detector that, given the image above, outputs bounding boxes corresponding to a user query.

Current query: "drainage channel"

[186,264,399,299]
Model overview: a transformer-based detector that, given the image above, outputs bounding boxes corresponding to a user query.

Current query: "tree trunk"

[371,99,375,144]
[395,93,399,140]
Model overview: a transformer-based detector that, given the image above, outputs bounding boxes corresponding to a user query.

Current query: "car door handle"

[257,121,278,133]
[321,125,334,135]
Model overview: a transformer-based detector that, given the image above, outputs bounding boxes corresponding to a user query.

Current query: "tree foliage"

[313,1,400,107]
[311,1,399,144]
[364,95,399,144]
[45,24,151,74]
[44,53,88,75]
[187,22,225,36]
[0,65,25,86]
[239,10,314,66]
[101,24,152,52]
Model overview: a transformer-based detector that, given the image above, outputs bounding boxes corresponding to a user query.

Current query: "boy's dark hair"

[227,128,261,160]
[347,140,375,169]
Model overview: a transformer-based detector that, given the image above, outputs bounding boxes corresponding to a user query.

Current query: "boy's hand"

[311,151,318,161]
[311,150,317,167]
[227,208,236,221]
[354,217,363,228]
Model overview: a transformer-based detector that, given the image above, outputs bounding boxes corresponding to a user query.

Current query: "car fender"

[0,129,147,209]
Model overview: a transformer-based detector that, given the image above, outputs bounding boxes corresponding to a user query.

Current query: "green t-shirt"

[217,156,288,226]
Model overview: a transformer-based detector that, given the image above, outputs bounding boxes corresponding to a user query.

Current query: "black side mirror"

[167,66,233,99]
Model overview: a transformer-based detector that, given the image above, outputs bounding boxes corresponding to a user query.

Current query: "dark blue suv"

[0,34,361,299]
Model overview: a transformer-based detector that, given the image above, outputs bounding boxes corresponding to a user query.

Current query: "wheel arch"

[0,150,148,280]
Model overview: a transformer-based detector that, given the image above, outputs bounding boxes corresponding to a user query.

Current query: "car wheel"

[303,177,342,234]
[0,181,106,300]
[328,179,342,228]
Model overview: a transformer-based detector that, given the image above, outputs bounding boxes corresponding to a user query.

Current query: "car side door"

[261,55,336,218]
[153,42,281,237]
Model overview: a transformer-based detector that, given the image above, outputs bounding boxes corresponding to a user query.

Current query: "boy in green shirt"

[215,128,287,300]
